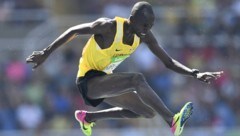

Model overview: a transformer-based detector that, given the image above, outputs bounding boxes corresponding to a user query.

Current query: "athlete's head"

[129,1,155,37]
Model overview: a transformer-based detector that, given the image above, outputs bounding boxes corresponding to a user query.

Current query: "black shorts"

[76,70,106,107]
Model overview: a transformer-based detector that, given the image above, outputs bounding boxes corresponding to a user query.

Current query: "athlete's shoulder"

[93,18,115,28]
[96,17,113,22]
[92,17,115,32]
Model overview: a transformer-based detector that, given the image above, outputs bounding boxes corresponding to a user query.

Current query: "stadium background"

[0,0,239,135]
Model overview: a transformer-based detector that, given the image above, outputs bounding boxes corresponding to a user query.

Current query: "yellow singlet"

[77,17,140,77]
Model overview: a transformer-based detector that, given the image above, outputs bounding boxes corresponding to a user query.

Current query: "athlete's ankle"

[85,112,94,123]
[166,116,174,127]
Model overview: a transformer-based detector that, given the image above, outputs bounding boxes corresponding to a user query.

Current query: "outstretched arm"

[26,18,112,69]
[143,31,223,84]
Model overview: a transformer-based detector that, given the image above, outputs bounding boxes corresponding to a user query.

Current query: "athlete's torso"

[77,17,140,77]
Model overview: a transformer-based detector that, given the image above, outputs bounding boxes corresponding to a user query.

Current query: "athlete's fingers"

[26,57,33,63]
[26,55,38,62]
[200,74,213,80]
[199,76,210,84]
[203,78,211,84]
[32,51,44,55]
[203,80,208,84]
[32,63,38,69]
[212,71,224,79]
[205,76,212,80]
[215,75,221,79]
[206,74,216,79]
[212,71,224,76]
[28,55,35,59]
[199,78,207,83]
[32,51,40,55]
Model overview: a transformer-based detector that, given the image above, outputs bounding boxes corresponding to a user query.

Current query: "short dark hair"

[131,1,154,17]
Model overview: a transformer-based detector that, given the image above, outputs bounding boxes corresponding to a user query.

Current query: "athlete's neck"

[125,19,135,35]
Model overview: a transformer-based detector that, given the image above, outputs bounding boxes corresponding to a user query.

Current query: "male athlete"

[26,1,223,136]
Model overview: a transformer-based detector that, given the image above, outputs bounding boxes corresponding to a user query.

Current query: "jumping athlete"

[26,1,223,136]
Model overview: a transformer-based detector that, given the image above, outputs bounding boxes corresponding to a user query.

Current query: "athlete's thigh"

[87,72,136,99]
[104,92,155,116]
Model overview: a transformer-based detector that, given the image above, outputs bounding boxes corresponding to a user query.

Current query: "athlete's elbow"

[68,27,78,36]
[164,59,174,69]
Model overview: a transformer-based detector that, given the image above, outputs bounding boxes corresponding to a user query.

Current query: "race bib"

[103,55,129,73]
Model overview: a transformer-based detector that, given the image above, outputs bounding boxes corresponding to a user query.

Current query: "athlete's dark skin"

[26,2,223,127]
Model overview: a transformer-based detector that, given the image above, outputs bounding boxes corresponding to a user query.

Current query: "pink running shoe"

[75,110,95,136]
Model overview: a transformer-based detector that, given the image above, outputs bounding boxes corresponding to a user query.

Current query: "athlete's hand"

[196,71,224,84]
[26,50,49,70]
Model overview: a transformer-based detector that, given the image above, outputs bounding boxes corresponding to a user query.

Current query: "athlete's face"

[130,13,154,38]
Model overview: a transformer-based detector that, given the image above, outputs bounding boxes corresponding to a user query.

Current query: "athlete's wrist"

[191,69,199,78]
[43,46,52,56]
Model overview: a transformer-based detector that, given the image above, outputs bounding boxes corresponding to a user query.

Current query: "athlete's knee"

[132,73,146,85]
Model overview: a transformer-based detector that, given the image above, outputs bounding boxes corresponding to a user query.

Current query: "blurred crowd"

[0,0,239,133]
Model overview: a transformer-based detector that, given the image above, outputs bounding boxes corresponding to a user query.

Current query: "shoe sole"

[179,102,193,133]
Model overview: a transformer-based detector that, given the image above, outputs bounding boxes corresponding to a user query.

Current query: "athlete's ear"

[129,15,134,24]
